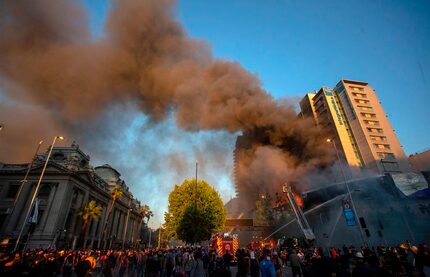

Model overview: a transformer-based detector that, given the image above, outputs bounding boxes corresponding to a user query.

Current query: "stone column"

[40,184,58,232]
[7,180,36,233]
[5,178,35,233]
[68,190,84,241]
[97,202,107,248]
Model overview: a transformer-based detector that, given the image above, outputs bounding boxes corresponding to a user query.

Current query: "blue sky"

[83,0,430,155]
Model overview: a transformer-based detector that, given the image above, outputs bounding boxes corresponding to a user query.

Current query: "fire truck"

[247,240,275,249]
[210,233,239,258]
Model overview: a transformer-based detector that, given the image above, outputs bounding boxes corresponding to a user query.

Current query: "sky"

[1,0,429,227]
[83,0,430,155]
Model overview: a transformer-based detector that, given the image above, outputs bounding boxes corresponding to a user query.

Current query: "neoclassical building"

[0,143,145,250]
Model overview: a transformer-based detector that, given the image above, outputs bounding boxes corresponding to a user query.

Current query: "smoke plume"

[0,0,334,217]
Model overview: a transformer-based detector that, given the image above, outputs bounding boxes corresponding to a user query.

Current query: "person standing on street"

[289,249,302,277]
[260,251,275,277]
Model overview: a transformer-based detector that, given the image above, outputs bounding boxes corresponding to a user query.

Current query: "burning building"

[297,172,430,246]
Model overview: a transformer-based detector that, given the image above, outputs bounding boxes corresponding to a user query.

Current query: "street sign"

[343,201,357,226]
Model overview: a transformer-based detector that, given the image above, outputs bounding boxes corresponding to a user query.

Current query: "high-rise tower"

[301,79,410,174]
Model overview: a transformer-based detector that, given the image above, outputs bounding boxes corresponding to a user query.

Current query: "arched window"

[37,185,51,200]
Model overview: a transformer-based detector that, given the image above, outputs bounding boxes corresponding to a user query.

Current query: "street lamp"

[10,141,44,215]
[14,136,64,252]
[326,138,365,245]
[123,206,133,249]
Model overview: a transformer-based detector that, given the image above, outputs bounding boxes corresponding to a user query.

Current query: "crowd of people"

[0,241,429,277]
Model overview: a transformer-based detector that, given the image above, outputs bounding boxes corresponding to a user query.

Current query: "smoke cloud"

[0,0,334,221]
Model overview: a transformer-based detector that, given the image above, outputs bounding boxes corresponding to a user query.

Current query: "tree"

[164,178,226,244]
[254,194,275,226]
[101,185,123,247]
[138,205,153,243]
[140,204,154,225]
[79,200,102,246]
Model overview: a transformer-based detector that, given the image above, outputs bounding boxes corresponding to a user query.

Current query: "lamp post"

[157,224,161,248]
[10,141,43,214]
[326,138,365,245]
[148,227,152,248]
[122,206,133,249]
[14,136,64,252]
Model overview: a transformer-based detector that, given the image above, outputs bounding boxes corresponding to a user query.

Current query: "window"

[385,153,395,159]
[324,89,333,96]
[353,93,367,98]
[6,183,21,199]
[370,135,387,141]
[381,161,400,172]
[357,106,373,111]
[364,120,380,126]
[374,144,391,150]
[342,93,356,119]
[361,113,376,118]
[377,152,396,159]
[36,210,44,226]
[349,86,364,91]
[336,83,345,93]
[52,152,66,161]
[37,185,52,199]
[355,99,370,105]
[367,128,383,133]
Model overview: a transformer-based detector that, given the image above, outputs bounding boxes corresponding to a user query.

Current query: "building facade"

[0,143,145,250]
[300,79,411,174]
[409,149,430,173]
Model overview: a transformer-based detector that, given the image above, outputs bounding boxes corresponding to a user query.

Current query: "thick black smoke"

[0,0,334,213]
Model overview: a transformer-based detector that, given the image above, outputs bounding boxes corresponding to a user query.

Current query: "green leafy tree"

[140,204,154,225]
[254,194,275,226]
[138,205,154,243]
[164,178,226,244]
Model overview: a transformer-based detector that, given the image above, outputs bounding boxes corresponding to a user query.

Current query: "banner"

[343,200,357,226]
[28,198,39,224]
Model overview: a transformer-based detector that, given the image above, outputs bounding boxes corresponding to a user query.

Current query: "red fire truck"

[247,240,275,249]
[210,233,239,257]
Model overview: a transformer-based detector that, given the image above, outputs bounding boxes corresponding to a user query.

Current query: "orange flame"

[294,194,303,207]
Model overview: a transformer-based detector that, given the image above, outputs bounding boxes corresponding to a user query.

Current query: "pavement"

[230,264,295,277]
[100,264,297,277]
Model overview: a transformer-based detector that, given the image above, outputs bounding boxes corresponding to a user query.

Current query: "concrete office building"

[409,149,430,173]
[0,143,144,250]
[300,80,411,175]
